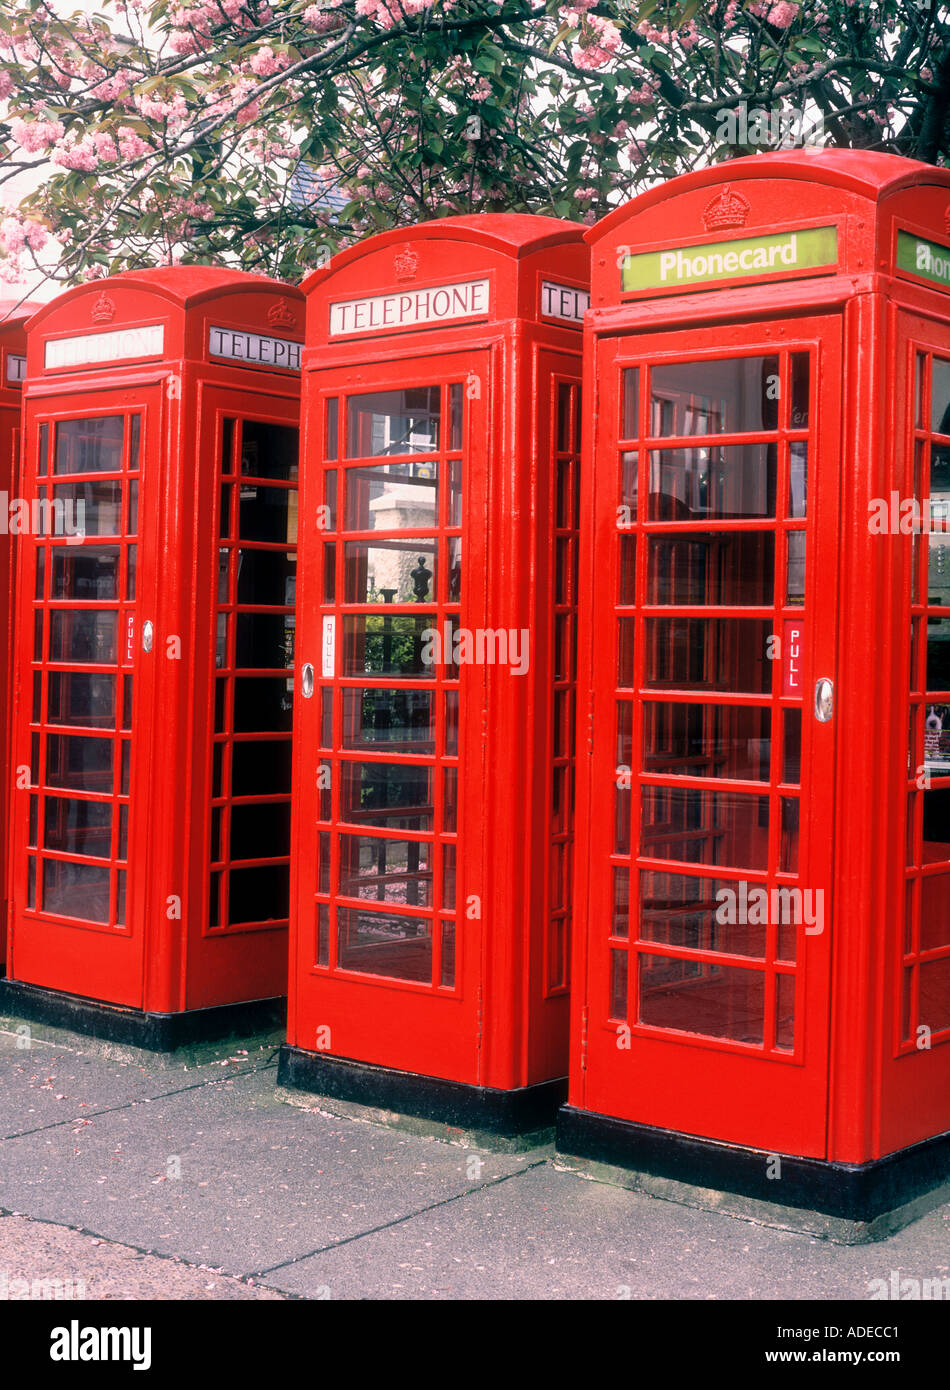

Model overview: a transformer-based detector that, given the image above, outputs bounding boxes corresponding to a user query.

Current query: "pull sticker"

[321,616,336,679]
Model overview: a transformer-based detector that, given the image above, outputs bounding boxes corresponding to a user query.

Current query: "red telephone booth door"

[292,353,487,1082]
[578,315,842,1158]
[11,389,162,1006]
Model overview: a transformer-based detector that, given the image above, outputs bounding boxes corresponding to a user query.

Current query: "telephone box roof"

[587,148,950,246]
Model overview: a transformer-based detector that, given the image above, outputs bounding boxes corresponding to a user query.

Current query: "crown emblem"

[943,204,950,238]
[394,244,419,281]
[702,184,750,232]
[266,298,297,330]
[90,292,116,325]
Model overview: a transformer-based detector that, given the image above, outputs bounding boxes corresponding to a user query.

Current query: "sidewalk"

[1,1013,948,1301]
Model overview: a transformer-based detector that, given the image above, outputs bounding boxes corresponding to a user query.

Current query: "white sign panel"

[5,354,26,383]
[45,324,165,371]
[208,326,301,372]
[540,281,590,326]
[321,615,336,679]
[329,279,490,337]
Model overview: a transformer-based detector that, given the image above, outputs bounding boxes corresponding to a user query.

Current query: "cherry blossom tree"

[0,0,946,289]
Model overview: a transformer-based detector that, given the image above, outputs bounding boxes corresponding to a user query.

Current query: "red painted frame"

[288,216,588,1090]
[574,149,950,1164]
[7,269,303,1014]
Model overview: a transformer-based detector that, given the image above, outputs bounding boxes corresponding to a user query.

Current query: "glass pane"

[783,707,802,784]
[238,484,295,543]
[650,356,779,437]
[928,533,950,609]
[340,761,433,830]
[919,957,950,1032]
[931,358,950,436]
[921,873,950,952]
[54,417,124,475]
[43,796,112,858]
[780,797,800,872]
[47,672,115,729]
[640,787,769,870]
[342,614,438,678]
[339,833,431,906]
[235,612,294,670]
[448,460,462,527]
[337,906,432,981]
[42,859,110,923]
[449,383,463,451]
[51,547,120,600]
[786,532,806,605]
[316,903,330,967]
[49,611,116,664]
[229,803,290,860]
[235,549,295,607]
[790,353,810,429]
[240,420,298,480]
[643,703,770,780]
[228,864,289,923]
[326,399,338,461]
[923,785,950,860]
[776,973,795,1051]
[619,535,636,606]
[610,949,628,1019]
[344,464,439,534]
[927,617,950,692]
[443,766,457,833]
[342,688,434,750]
[639,956,765,1043]
[647,533,775,605]
[440,921,455,987]
[622,367,639,439]
[346,387,441,457]
[789,442,808,518]
[53,481,122,536]
[640,870,766,958]
[344,539,437,604]
[644,618,772,693]
[233,677,293,732]
[231,740,291,796]
[613,866,630,938]
[649,444,776,520]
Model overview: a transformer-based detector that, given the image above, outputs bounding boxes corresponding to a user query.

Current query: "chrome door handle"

[300,663,314,698]
[814,677,833,722]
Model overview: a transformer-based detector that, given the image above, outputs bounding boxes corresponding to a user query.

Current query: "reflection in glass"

[639,957,765,1044]
[53,481,122,536]
[42,860,110,923]
[340,761,433,829]
[337,906,432,981]
[47,671,115,729]
[345,464,437,532]
[52,547,119,600]
[44,796,112,857]
[342,614,438,678]
[931,357,950,436]
[344,539,436,604]
[50,611,116,664]
[240,420,298,480]
[54,416,124,475]
[647,532,775,605]
[650,356,779,437]
[346,387,441,457]
[640,870,766,957]
[644,618,772,693]
[643,703,770,780]
[649,444,776,520]
[640,786,769,869]
[342,688,434,750]
[339,833,431,905]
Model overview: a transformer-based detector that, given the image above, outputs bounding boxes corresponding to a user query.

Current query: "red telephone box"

[560,148,950,1227]
[279,216,588,1133]
[1,269,303,1047]
[0,302,41,970]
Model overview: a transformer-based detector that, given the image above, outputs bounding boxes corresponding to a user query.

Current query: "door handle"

[142,620,154,654]
[300,663,314,699]
[814,677,833,722]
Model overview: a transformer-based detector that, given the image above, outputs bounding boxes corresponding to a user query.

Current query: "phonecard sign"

[783,619,804,696]
[925,704,950,769]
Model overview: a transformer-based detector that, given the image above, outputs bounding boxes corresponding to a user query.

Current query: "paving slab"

[257,1161,950,1301]
[0,1064,535,1277]
[0,1213,285,1300]
[0,1022,279,1139]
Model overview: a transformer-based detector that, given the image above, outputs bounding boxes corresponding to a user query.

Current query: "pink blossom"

[50,135,100,171]
[571,13,621,70]
[94,131,118,163]
[249,46,288,76]
[117,127,151,159]
[767,1,799,28]
[9,117,66,153]
[0,71,14,102]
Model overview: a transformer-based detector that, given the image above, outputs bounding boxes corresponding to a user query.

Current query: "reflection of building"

[368,484,436,600]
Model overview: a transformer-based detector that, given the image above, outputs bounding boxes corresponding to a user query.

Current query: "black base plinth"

[556,1104,950,1224]
[0,978,285,1051]
[278,1044,567,1136]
